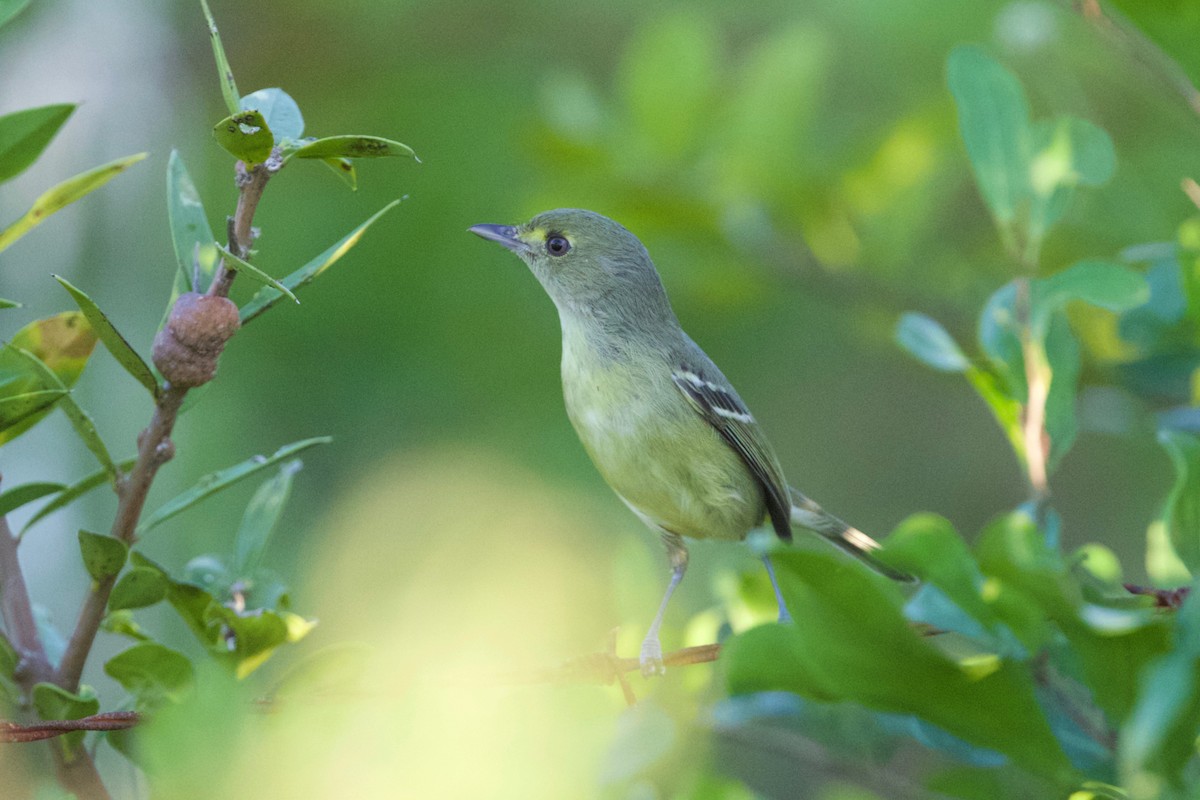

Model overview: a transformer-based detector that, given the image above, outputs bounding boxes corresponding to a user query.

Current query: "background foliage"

[2,0,1200,798]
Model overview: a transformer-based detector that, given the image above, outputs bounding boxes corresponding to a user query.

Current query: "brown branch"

[1125,583,1190,609]
[0,512,55,694]
[0,712,139,743]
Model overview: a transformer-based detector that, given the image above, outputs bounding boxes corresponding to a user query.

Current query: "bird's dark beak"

[469,224,528,253]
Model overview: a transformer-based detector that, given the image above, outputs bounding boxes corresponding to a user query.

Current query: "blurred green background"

[2,0,1199,797]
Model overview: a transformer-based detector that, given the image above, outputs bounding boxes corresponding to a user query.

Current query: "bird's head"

[470,209,670,320]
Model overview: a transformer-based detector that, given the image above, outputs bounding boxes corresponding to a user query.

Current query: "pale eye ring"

[546,235,571,257]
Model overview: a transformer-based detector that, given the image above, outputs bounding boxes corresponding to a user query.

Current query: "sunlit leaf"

[199,0,240,116]
[291,135,416,161]
[240,88,303,142]
[104,642,193,708]
[895,312,970,372]
[947,45,1031,227]
[21,459,135,536]
[234,460,301,574]
[0,103,74,184]
[55,275,159,398]
[215,244,298,304]
[77,530,127,582]
[137,437,331,535]
[108,567,169,611]
[212,110,273,164]
[240,199,402,323]
[0,152,147,254]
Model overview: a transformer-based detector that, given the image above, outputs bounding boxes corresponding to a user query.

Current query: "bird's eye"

[546,235,571,257]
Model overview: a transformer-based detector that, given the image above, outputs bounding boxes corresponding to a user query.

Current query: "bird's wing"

[671,367,793,542]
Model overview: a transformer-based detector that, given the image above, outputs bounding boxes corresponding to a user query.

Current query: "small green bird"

[471,209,910,675]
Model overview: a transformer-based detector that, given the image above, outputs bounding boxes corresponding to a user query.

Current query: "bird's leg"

[761,555,792,624]
[640,533,688,677]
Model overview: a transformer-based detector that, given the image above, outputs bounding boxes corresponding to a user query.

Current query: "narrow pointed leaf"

[0,299,20,309]
[199,0,240,116]
[0,153,147,254]
[240,88,303,142]
[0,482,65,517]
[291,135,415,161]
[234,460,301,574]
[0,103,74,184]
[215,244,298,304]
[240,199,402,323]
[55,275,159,398]
[0,389,65,434]
[21,458,135,536]
[212,110,273,164]
[165,150,218,305]
[137,437,331,535]
[0,311,97,445]
[78,530,128,582]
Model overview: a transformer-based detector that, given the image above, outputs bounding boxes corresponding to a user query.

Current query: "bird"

[470,209,911,676]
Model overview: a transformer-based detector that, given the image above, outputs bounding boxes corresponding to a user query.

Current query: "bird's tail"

[788,487,916,583]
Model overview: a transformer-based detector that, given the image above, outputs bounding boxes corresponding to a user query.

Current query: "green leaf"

[1027,118,1116,239]
[0,389,65,437]
[0,481,65,517]
[894,312,969,372]
[104,642,193,708]
[32,682,99,752]
[0,104,74,185]
[8,345,119,480]
[240,199,402,323]
[240,88,303,142]
[290,135,415,161]
[946,45,1031,227]
[165,150,219,305]
[0,0,32,29]
[965,366,1026,466]
[137,437,331,535]
[101,609,150,642]
[212,110,274,164]
[199,0,240,117]
[108,567,169,611]
[0,631,19,710]
[723,550,1073,780]
[321,157,357,190]
[215,244,298,304]
[1119,586,1200,789]
[1157,430,1200,575]
[234,460,301,574]
[77,530,127,582]
[0,152,147,254]
[54,275,160,398]
[0,299,19,309]
[0,311,97,446]
[1032,261,1148,338]
[616,12,718,162]
[21,459,135,536]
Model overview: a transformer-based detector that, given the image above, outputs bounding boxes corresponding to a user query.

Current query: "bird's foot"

[777,606,793,624]
[639,636,666,677]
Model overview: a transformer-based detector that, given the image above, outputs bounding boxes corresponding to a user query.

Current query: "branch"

[0,712,139,743]
[0,511,55,694]
[56,154,277,696]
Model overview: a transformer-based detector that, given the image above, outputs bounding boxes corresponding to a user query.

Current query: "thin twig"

[0,712,139,743]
